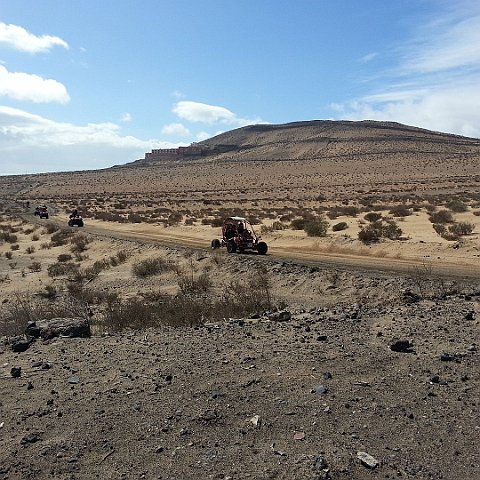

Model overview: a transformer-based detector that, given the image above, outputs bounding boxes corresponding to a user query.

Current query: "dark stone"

[35,317,91,339]
[10,367,22,378]
[464,311,475,321]
[25,321,41,338]
[11,337,34,353]
[390,339,415,353]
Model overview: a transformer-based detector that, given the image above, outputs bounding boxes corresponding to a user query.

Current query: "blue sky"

[1,0,480,175]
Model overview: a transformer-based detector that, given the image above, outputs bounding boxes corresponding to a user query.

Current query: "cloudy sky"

[1,0,480,175]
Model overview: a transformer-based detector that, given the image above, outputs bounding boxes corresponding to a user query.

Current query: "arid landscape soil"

[1,120,479,479]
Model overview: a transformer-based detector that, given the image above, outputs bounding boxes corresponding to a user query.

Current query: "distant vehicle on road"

[211,216,268,254]
[35,205,49,219]
[68,209,84,227]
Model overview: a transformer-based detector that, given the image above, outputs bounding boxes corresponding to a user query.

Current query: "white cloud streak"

[0,65,70,103]
[334,1,480,138]
[0,22,69,53]
[172,100,262,126]
[161,122,191,136]
[0,106,185,174]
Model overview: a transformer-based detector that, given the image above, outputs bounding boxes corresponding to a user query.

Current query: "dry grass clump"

[132,257,177,277]
[0,293,86,336]
[50,229,74,247]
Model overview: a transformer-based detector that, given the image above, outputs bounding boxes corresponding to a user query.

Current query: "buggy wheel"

[257,241,268,255]
[211,239,221,249]
[78,220,84,227]
[227,239,237,253]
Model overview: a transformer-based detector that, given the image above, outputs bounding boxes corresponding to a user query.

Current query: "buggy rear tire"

[257,241,268,255]
[227,239,237,253]
[211,239,221,249]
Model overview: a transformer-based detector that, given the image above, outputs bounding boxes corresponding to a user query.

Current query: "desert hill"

[130,119,480,167]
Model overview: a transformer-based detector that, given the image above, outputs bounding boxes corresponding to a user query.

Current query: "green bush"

[429,210,454,224]
[364,212,382,222]
[446,199,468,212]
[358,219,402,244]
[304,217,329,237]
[448,222,475,236]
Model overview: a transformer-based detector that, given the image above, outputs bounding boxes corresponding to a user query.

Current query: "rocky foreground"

[1,276,479,480]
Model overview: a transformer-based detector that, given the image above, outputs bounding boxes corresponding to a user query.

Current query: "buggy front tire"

[211,239,221,249]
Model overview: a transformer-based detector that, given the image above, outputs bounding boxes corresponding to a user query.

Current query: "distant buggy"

[35,205,49,219]
[211,216,268,254]
[68,210,84,227]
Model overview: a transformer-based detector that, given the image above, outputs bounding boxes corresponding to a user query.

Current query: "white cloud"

[0,22,69,53]
[120,112,132,122]
[161,122,191,136]
[358,52,378,63]
[332,1,480,139]
[0,106,186,174]
[0,65,70,103]
[172,100,262,126]
[196,131,213,141]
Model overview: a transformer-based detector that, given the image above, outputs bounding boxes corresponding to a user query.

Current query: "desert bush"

[184,217,196,226]
[389,204,412,217]
[0,293,85,336]
[43,222,59,234]
[70,234,89,253]
[473,210,480,216]
[32,233,40,241]
[177,271,212,295]
[51,229,74,246]
[364,212,382,223]
[304,217,329,237]
[448,222,475,236]
[132,257,176,277]
[290,218,306,230]
[5,251,12,259]
[10,244,19,251]
[429,210,454,224]
[29,261,42,272]
[58,253,73,262]
[446,199,468,212]
[48,261,79,277]
[0,232,18,243]
[327,206,359,219]
[358,219,402,244]
[332,222,348,232]
[25,245,35,254]
[40,242,51,250]
[167,212,183,225]
[127,212,143,223]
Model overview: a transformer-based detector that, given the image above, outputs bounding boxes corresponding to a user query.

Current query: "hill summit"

[133,120,480,167]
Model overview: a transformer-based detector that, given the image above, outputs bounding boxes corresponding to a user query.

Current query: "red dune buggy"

[211,216,268,254]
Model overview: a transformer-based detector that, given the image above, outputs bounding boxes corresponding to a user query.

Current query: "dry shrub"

[43,222,59,234]
[332,222,348,232]
[0,293,86,336]
[48,261,79,277]
[70,234,90,253]
[132,257,176,277]
[358,219,402,244]
[429,210,454,224]
[51,229,74,246]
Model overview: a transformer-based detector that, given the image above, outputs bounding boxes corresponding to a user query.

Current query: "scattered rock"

[30,318,91,340]
[20,432,42,445]
[312,384,329,395]
[269,310,291,322]
[10,367,21,378]
[357,451,379,469]
[464,311,475,321]
[11,337,34,353]
[390,339,415,353]
[67,376,81,384]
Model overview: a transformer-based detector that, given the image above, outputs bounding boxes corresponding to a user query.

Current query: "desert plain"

[0,120,479,479]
